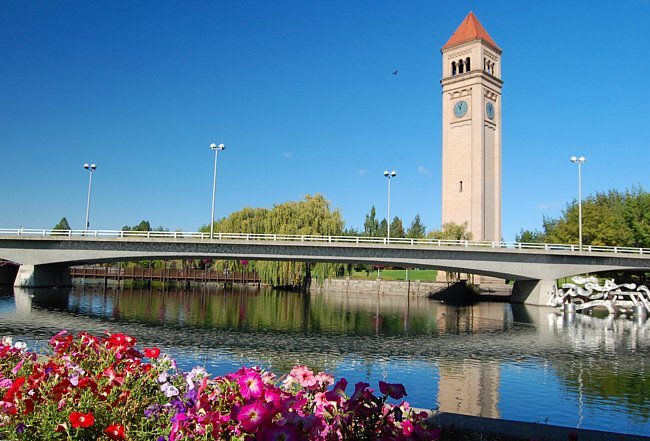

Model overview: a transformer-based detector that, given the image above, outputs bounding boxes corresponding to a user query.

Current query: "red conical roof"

[442,12,501,52]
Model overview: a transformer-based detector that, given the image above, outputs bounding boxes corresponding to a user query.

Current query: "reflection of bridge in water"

[70,266,260,286]
[2,285,649,427]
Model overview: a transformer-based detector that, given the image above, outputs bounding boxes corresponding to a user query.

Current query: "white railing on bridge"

[0,228,648,256]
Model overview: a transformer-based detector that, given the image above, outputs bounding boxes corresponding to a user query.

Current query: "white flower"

[161,382,179,398]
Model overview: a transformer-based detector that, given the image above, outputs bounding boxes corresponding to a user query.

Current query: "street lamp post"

[83,163,96,230]
[383,170,397,242]
[210,143,226,239]
[570,156,586,251]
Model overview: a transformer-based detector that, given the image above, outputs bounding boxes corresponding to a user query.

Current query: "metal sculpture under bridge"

[549,276,650,316]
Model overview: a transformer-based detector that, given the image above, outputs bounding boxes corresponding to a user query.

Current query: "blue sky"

[1,0,649,241]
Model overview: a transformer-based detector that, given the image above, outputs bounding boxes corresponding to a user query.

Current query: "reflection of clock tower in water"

[441,12,502,242]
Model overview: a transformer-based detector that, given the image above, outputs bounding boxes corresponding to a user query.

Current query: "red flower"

[103,367,125,386]
[144,347,161,359]
[69,411,95,428]
[106,333,136,348]
[3,376,25,401]
[104,424,126,440]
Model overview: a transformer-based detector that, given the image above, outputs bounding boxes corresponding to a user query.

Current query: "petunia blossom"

[238,370,264,399]
[289,365,317,388]
[69,411,95,428]
[379,381,407,400]
[236,400,270,432]
[161,382,180,397]
[144,347,161,358]
[104,424,126,440]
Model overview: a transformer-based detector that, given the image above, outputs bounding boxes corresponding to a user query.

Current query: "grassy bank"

[351,269,438,282]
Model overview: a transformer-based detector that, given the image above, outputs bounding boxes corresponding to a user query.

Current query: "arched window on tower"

[483,57,487,71]
[465,57,471,72]
[451,61,456,76]
[458,59,464,74]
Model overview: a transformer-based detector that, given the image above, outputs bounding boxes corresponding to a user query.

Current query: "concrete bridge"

[1,228,649,306]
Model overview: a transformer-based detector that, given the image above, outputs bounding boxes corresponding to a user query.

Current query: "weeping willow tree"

[200,194,350,287]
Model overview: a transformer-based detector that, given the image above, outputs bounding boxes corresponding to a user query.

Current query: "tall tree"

[520,187,649,248]
[200,194,347,287]
[53,217,71,230]
[363,206,380,237]
[378,219,388,238]
[389,216,405,238]
[122,220,152,232]
[406,214,426,238]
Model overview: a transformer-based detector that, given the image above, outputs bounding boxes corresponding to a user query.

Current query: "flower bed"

[0,331,440,440]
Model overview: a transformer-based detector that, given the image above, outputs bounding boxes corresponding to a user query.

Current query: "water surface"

[0,285,648,436]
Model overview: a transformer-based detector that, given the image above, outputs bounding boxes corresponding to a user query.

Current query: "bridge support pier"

[14,264,72,288]
[511,279,556,306]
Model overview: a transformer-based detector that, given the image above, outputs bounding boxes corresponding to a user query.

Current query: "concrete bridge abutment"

[14,264,72,288]
[510,279,557,306]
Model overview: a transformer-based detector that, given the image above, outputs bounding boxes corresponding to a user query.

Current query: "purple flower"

[184,388,197,402]
[16,423,26,434]
[379,381,407,400]
[144,404,163,419]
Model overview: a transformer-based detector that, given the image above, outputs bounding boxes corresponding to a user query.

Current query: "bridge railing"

[1,228,648,256]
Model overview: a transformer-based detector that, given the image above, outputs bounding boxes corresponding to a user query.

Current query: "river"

[0,284,648,436]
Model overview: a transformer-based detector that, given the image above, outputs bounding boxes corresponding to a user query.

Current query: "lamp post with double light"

[83,163,96,231]
[383,170,397,241]
[570,155,586,251]
[210,143,226,239]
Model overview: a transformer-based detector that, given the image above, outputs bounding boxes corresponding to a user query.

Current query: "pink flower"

[238,370,264,399]
[315,372,334,388]
[263,388,284,412]
[235,400,270,432]
[402,419,414,436]
[289,365,317,388]
[0,401,16,415]
[102,367,125,386]
[379,381,407,400]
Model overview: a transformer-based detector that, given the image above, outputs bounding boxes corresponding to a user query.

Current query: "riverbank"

[310,277,512,299]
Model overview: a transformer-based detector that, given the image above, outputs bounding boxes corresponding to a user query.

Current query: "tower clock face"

[486,101,495,119]
[453,100,468,118]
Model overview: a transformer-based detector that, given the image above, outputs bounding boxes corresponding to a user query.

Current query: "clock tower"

[441,12,502,242]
